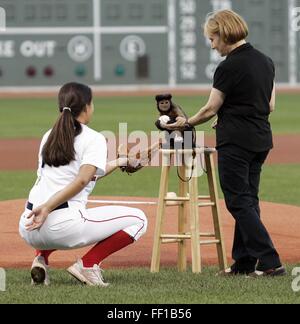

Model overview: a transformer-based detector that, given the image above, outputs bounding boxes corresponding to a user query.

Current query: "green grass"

[269,95,300,134]
[1,164,299,206]
[0,94,300,138]
[259,164,300,206]
[1,266,300,304]
[0,172,37,201]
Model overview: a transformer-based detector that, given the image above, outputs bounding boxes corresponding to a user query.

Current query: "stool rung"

[199,239,220,245]
[161,237,220,245]
[161,148,204,154]
[166,202,184,207]
[162,239,183,244]
[198,202,215,207]
[185,231,215,237]
[204,147,216,154]
[198,195,211,200]
[161,234,191,240]
[199,232,216,237]
[164,197,190,202]
[161,233,216,240]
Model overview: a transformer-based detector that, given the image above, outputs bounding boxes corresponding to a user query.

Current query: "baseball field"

[0,93,300,304]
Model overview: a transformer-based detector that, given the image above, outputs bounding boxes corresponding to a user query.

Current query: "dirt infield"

[1,134,300,170]
[0,196,299,269]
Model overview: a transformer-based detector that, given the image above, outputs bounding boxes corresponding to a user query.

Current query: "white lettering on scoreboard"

[292,7,300,32]
[20,41,57,58]
[179,0,197,81]
[0,40,57,58]
[0,41,15,58]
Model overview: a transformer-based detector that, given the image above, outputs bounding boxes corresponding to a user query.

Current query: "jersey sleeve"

[213,64,234,95]
[81,133,107,176]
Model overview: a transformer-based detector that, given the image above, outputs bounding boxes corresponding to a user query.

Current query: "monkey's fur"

[155,94,187,129]
[155,94,195,149]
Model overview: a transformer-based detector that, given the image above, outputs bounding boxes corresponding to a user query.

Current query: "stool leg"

[151,165,170,273]
[205,153,228,271]
[189,169,201,273]
[178,165,187,272]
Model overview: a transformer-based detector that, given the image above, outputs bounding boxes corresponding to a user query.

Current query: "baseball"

[165,192,178,206]
[159,115,170,125]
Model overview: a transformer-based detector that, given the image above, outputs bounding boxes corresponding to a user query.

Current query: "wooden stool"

[150,148,227,273]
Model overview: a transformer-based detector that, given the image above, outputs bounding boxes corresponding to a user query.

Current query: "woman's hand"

[164,117,187,130]
[26,204,51,231]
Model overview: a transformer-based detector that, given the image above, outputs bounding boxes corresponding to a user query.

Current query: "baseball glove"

[118,142,160,175]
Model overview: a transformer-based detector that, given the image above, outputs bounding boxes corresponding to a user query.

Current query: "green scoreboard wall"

[0,0,299,87]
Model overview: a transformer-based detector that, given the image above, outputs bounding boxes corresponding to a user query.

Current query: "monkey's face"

[158,100,171,112]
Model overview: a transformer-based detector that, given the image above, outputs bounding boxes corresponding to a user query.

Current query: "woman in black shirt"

[167,10,285,277]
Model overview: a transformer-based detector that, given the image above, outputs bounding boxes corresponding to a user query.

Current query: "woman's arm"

[165,88,225,129]
[26,164,97,231]
[98,143,128,180]
[269,82,276,113]
[99,141,161,179]
[188,88,225,126]
[98,157,128,180]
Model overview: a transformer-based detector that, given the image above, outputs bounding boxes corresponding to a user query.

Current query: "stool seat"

[150,148,227,273]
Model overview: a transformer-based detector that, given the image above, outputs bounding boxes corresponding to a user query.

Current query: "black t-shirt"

[213,43,274,152]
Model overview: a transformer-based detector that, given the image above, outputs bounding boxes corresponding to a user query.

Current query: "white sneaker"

[31,256,50,286]
[67,260,109,287]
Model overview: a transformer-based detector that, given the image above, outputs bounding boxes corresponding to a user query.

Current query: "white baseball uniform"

[19,124,147,250]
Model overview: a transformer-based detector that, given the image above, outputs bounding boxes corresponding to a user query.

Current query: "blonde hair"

[204,10,248,45]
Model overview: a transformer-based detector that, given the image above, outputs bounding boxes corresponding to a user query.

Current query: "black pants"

[217,144,282,271]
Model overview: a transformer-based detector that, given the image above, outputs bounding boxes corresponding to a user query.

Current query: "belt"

[26,202,69,211]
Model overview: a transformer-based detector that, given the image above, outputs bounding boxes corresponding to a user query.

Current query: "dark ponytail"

[42,82,92,167]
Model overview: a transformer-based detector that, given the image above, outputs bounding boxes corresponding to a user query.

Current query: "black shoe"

[247,266,287,278]
[231,262,255,275]
[216,264,254,277]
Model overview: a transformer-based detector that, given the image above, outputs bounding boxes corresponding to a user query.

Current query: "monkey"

[155,94,195,149]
